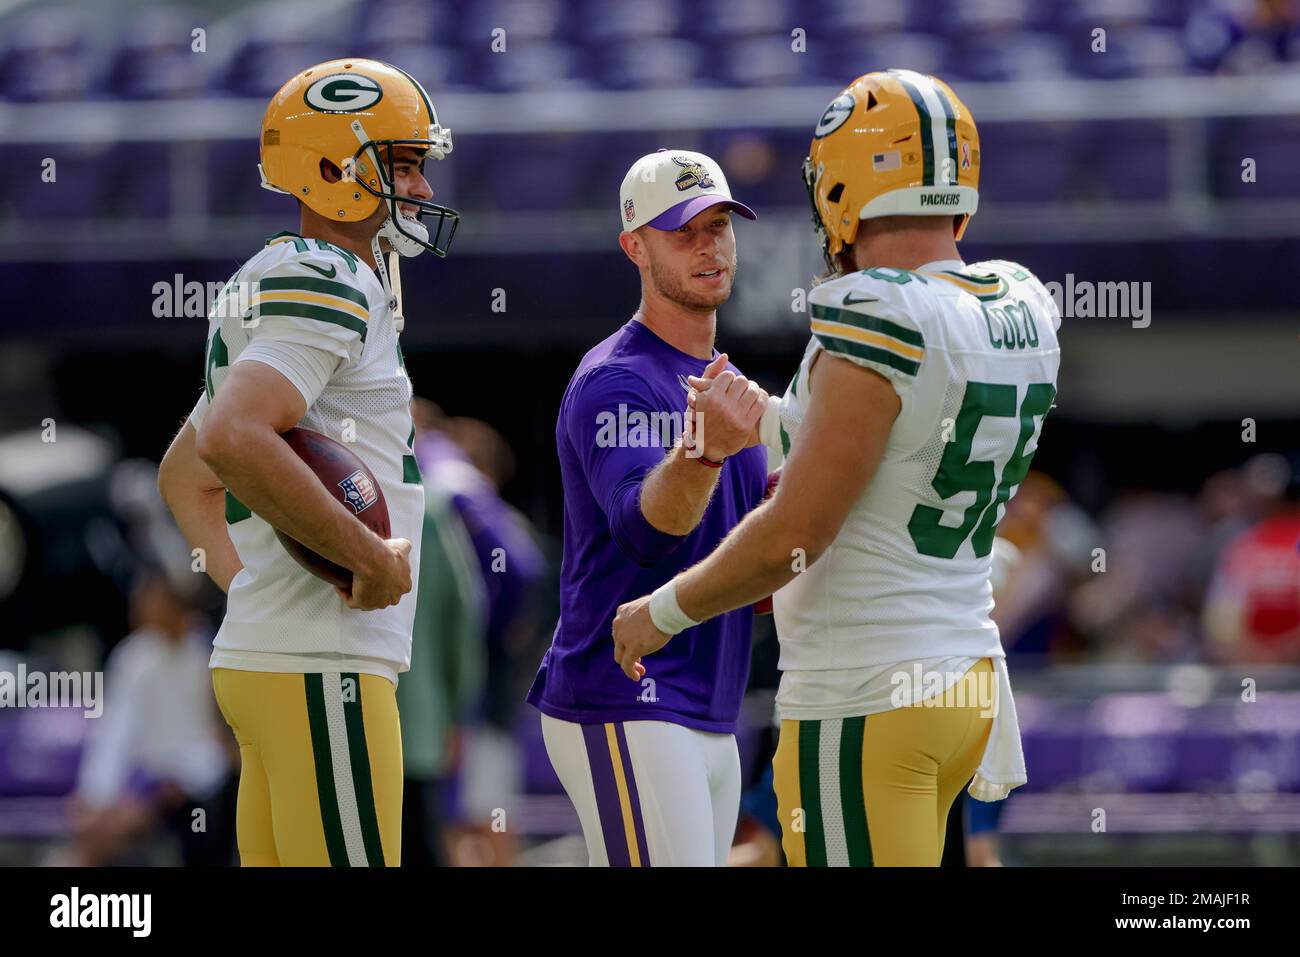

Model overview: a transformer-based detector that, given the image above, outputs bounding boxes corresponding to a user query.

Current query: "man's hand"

[612,594,671,680]
[686,353,767,461]
[335,537,413,610]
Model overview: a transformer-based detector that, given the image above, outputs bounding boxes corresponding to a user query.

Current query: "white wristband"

[758,394,784,454]
[648,579,700,636]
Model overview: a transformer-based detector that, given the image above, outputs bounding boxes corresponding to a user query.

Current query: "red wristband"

[696,454,725,468]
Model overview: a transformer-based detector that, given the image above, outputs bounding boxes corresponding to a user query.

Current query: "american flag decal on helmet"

[338,470,379,514]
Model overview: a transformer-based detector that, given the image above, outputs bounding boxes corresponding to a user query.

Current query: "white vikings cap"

[619,149,757,231]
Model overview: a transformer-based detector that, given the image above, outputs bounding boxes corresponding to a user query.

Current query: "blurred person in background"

[993,471,1100,661]
[412,401,545,866]
[398,463,485,867]
[1203,453,1300,663]
[1068,486,1205,663]
[68,568,235,866]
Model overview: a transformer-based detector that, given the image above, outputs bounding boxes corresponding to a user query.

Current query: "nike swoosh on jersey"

[302,262,337,279]
[842,292,879,306]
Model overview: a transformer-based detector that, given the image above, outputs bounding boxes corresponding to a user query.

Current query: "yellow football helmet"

[802,69,980,271]
[259,58,458,257]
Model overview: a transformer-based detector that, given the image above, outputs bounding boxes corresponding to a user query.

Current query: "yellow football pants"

[212,668,402,867]
[773,657,994,866]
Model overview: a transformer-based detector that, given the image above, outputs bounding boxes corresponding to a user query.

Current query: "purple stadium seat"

[819,0,913,35]
[459,0,569,48]
[576,0,681,43]
[1082,694,1185,792]
[355,42,475,94]
[949,30,1071,83]
[355,0,453,46]
[712,35,833,87]
[102,142,174,220]
[479,42,592,92]
[218,41,344,98]
[976,121,1075,204]
[594,37,704,90]
[1073,120,1169,202]
[1213,117,1300,200]
[693,0,793,38]
[0,708,87,799]
[831,33,951,81]
[5,145,109,219]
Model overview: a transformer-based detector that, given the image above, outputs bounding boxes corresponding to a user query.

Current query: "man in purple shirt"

[527,150,768,866]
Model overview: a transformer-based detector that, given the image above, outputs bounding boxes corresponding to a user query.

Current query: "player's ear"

[618,229,647,268]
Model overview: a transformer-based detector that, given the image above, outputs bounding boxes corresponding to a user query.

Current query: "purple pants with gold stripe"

[540,714,741,866]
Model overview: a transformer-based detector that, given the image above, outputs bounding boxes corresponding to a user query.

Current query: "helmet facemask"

[347,122,459,258]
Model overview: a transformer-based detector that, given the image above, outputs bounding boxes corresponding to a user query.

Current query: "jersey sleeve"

[807,276,928,393]
[562,365,688,566]
[243,255,372,367]
[188,389,209,431]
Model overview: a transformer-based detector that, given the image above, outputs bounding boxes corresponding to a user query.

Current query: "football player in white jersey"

[613,69,1061,865]
[157,59,458,866]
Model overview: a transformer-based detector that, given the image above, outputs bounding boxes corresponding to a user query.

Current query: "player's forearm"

[163,486,244,593]
[639,440,722,535]
[157,424,244,592]
[676,499,805,622]
[197,423,387,577]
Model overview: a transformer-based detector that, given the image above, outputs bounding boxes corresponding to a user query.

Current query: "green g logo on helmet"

[303,73,384,113]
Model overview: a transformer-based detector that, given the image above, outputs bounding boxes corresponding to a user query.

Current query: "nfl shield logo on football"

[338,470,379,514]
[624,198,635,222]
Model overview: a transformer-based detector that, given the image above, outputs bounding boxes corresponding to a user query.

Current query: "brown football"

[273,427,390,588]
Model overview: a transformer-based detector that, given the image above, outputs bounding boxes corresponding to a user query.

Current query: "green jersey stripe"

[340,673,386,866]
[814,332,922,377]
[304,674,351,867]
[890,72,934,186]
[798,720,827,867]
[205,328,229,399]
[224,490,251,524]
[811,303,925,347]
[258,275,369,309]
[839,716,873,866]
[252,301,368,341]
[403,453,422,484]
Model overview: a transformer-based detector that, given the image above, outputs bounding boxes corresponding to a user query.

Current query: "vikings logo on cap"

[672,156,715,192]
[338,470,379,514]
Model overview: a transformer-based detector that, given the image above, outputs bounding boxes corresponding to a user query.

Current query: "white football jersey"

[774,258,1061,672]
[190,232,424,681]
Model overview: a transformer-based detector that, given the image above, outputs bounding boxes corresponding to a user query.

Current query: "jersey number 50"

[907,381,1056,559]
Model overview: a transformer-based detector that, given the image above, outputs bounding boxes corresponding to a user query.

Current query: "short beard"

[648,254,737,312]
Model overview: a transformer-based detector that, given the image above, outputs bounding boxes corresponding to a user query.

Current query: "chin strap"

[369,234,404,334]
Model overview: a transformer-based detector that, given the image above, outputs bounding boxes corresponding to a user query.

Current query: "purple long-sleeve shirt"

[526,319,766,733]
